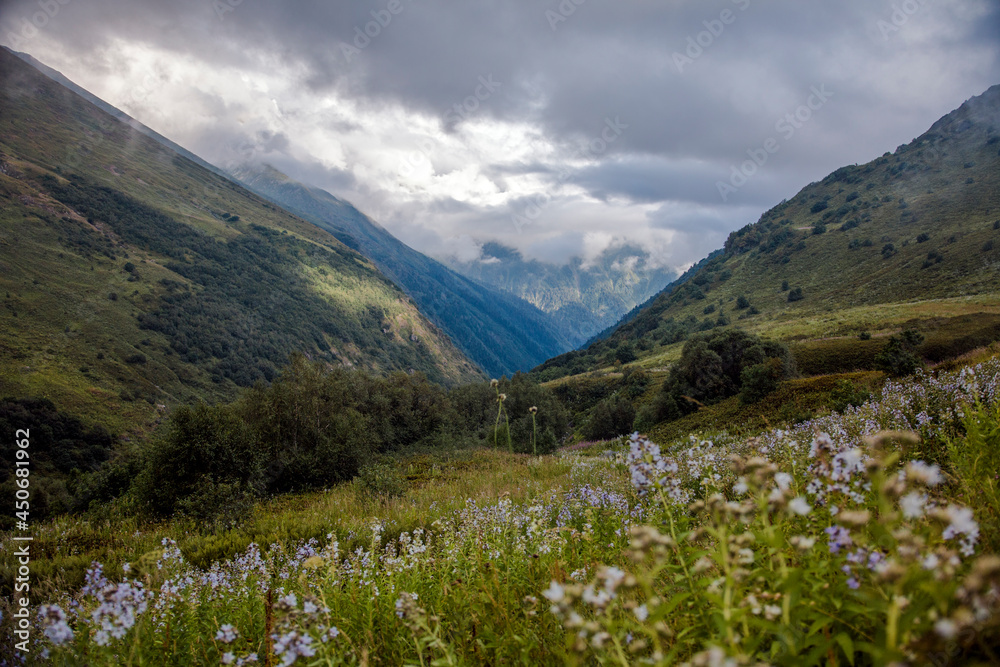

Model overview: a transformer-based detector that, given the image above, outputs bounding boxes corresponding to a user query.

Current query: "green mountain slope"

[0,48,482,436]
[442,241,677,344]
[228,164,574,377]
[536,83,1000,380]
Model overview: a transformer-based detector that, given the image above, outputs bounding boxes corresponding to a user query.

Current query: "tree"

[583,395,636,441]
[875,331,923,377]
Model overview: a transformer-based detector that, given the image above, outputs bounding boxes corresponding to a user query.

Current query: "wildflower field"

[8,357,1000,665]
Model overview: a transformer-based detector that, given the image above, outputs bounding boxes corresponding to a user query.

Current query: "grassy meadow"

[5,354,1000,665]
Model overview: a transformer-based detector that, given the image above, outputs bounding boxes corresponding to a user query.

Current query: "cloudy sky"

[2,0,999,271]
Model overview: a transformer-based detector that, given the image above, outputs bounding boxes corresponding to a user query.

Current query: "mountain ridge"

[0,48,482,435]
[228,163,574,377]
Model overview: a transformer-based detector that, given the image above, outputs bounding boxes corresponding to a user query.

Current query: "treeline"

[47,354,568,521]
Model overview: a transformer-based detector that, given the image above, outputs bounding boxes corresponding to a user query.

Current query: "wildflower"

[737,548,754,565]
[922,553,940,570]
[542,581,565,603]
[900,491,927,519]
[774,472,792,491]
[303,600,319,615]
[277,593,298,610]
[941,505,980,556]
[222,653,235,665]
[216,624,239,644]
[490,379,499,387]
[272,631,316,666]
[733,477,748,495]
[846,577,860,590]
[634,604,649,621]
[934,618,958,640]
[38,605,73,646]
[790,536,816,551]
[825,525,853,554]
[529,406,538,414]
[763,605,782,621]
[837,510,870,527]
[906,461,943,486]
[788,496,812,516]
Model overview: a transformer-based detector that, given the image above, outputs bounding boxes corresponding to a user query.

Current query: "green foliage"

[614,342,638,364]
[643,330,795,427]
[829,379,872,412]
[0,398,113,525]
[355,461,407,502]
[948,401,1000,551]
[582,395,636,441]
[787,286,804,302]
[738,359,781,405]
[735,295,750,310]
[875,332,924,377]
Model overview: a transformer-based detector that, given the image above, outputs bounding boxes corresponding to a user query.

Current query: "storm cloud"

[2,0,998,268]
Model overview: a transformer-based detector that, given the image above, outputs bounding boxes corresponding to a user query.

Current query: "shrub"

[859,331,871,341]
[355,462,407,502]
[812,224,827,235]
[735,295,750,310]
[614,342,637,364]
[875,335,922,377]
[881,243,896,259]
[781,280,789,291]
[916,233,930,243]
[829,379,872,412]
[738,359,781,405]
[582,395,636,441]
[787,287,804,302]
[810,200,828,214]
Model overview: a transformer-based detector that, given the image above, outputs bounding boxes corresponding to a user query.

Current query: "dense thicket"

[636,329,795,429]
[0,398,114,524]
[131,356,569,518]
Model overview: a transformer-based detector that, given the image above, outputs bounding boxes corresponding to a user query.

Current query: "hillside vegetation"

[0,48,482,441]
[229,164,572,378]
[534,84,1000,384]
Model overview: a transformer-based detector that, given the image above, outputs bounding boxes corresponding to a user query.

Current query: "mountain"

[441,241,677,344]
[227,164,573,377]
[535,84,1000,381]
[0,48,483,436]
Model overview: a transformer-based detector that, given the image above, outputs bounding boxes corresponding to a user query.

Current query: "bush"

[614,342,637,364]
[781,280,789,291]
[355,462,407,501]
[829,379,872,413]
[810,200,828,214]
[738,360,781,405]
[583,395,636,441]
[735,295,750,310]
[787,287,804,302]
[644,330,795,426]
[875,335,922,377]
